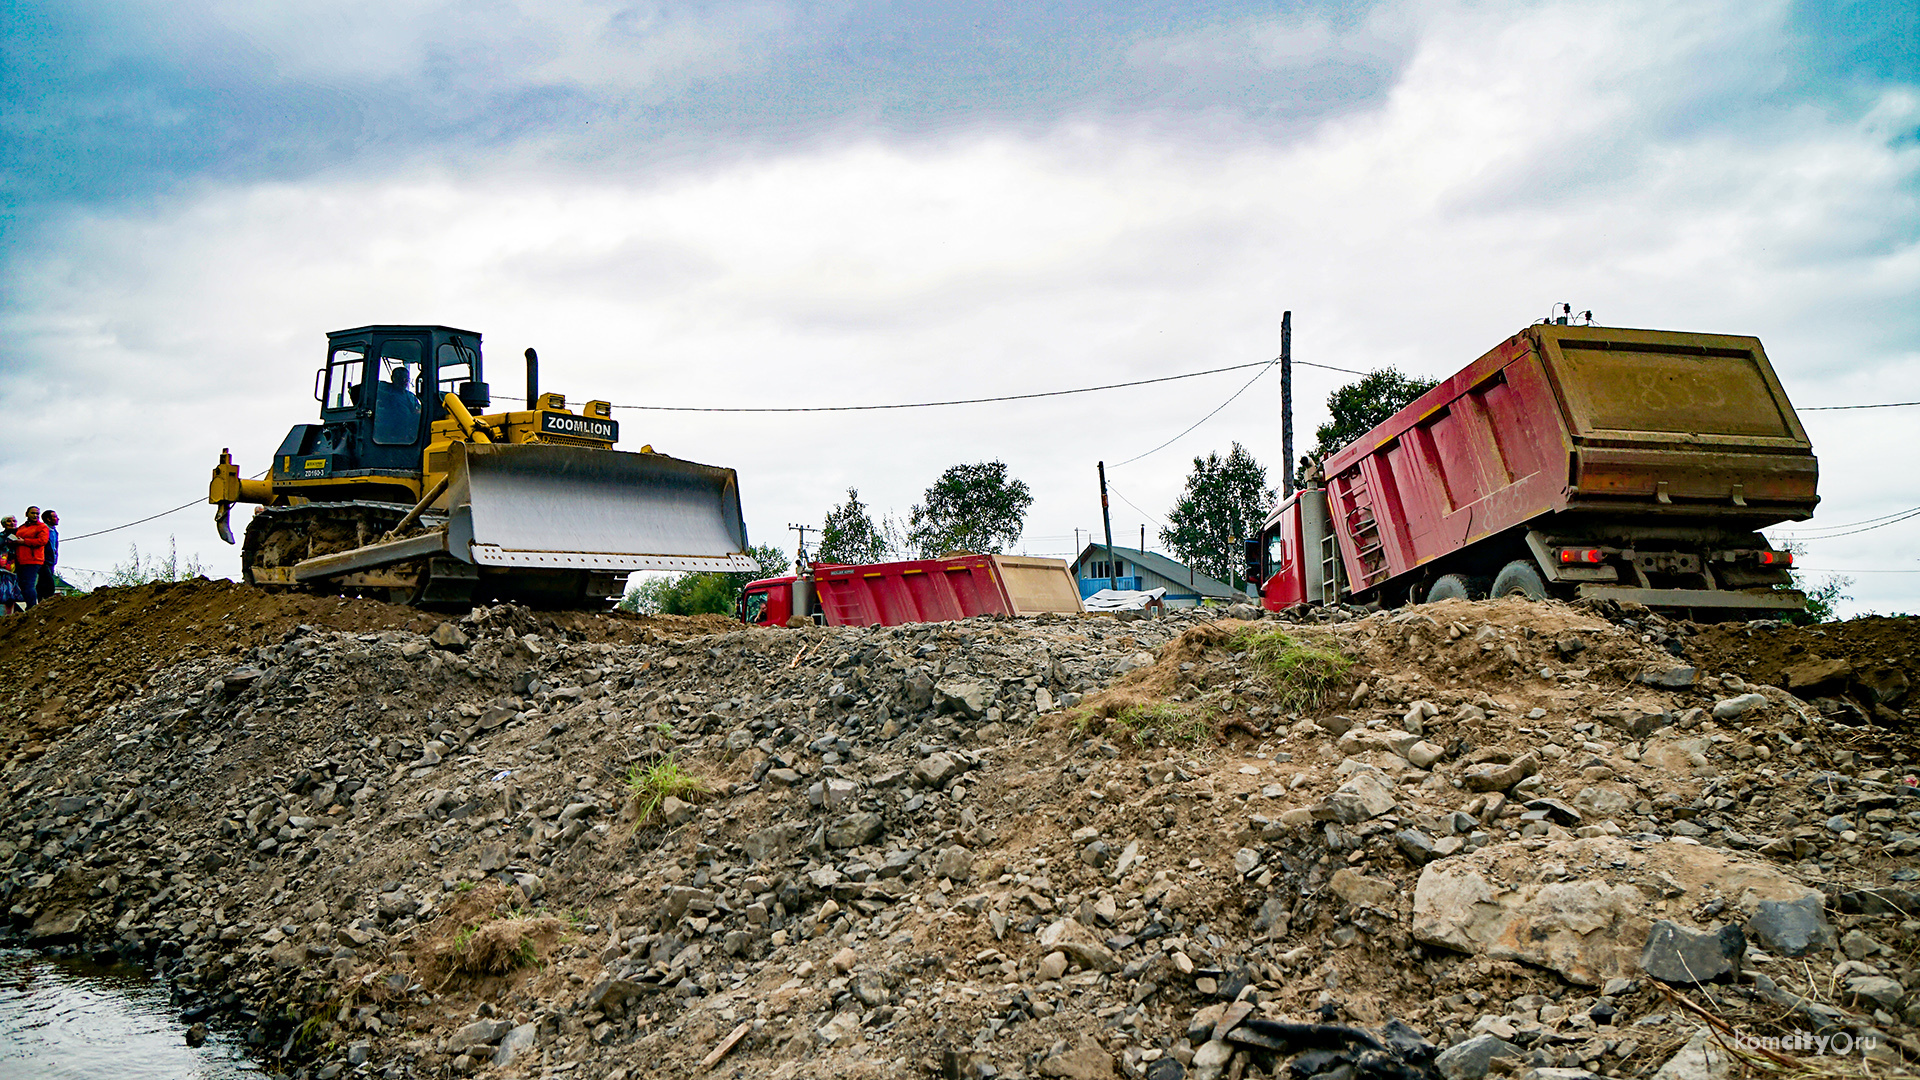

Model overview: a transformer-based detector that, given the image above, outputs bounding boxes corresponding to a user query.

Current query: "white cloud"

[5,0,1917,614]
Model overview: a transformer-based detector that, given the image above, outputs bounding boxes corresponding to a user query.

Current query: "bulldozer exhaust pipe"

[525,347,539,409]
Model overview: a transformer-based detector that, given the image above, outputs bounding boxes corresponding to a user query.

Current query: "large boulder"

[1412,838,1819,986]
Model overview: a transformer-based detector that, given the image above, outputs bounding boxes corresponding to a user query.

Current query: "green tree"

[1779,543,1852,624]
[1301,369,1437,484]
[106,536,208,587]
[817,488,890,565]
[619,543,790,615]
[906,461,1033,557]
[1159,442,1274,587]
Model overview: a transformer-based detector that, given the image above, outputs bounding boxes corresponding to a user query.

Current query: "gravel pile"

[1,589,1917,1080]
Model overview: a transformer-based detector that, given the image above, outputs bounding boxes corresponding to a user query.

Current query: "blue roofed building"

[1070,543,1249,607]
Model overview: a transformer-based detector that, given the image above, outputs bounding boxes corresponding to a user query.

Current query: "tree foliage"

[906,461,1033,557]
[817,487,890,565]
[1159,442,1274,587]
[618,543,789,616]
[1781,543,1852,624]
[1302,369,1437,483]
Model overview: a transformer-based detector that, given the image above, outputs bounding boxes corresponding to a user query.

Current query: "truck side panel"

[812,558,1015,626]
[803,555,1082,627]
[1324,335,1569,593]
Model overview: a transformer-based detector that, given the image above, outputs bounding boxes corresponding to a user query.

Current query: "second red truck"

[1248,322,1817,618]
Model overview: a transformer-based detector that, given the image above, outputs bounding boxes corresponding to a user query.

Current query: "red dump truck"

[740,554,1085,628]
[1248,323,1818,618]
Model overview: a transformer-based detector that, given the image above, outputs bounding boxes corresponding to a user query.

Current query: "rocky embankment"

[1,582,1918,1080]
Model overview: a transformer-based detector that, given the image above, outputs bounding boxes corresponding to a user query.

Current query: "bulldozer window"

[324,345,367,411]
[436,342,474,402]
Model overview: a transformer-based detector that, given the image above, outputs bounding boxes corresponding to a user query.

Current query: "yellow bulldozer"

[209,324,753,607]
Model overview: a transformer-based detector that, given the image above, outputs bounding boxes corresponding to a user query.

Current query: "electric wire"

[607,355,1368,413]
[1111,361,1280,468]
[1800,401,1920,411]
[59,469,269,544]
[60,497,206,542]
[1105,483,1168,530]
[1768,504,1920,537]
[1770,506,1920,541]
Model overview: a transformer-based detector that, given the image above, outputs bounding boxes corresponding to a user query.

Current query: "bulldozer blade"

[445,441,754,573]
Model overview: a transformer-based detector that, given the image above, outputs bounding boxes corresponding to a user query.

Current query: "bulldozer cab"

[283,326,493,490]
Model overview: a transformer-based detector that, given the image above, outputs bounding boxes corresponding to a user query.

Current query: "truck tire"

[1491,560,1548,601]
[1425,574,1476,602]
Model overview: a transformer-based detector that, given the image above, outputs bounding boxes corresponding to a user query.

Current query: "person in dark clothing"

[13,507,48,608]
[35,510,58,601]
[0,516,20,613]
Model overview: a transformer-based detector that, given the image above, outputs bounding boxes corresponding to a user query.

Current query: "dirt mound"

[5,594,1920,1080]
[1687,616,1918,724]
[0,579,743,757]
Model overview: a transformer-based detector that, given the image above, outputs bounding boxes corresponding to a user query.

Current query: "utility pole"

[788,523,814,573]
[1281,310,1294,498]
[1097,462,1118,591]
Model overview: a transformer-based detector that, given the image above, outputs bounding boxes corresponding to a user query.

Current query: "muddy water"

[0,950,263,1079]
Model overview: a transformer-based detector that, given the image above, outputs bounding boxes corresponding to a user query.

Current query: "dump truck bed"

[808,554,1083,627]
[1318,325,1817,596]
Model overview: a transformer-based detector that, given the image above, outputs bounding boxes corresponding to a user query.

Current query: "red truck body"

[741,554,1083,628]
[1253,324,1818,617]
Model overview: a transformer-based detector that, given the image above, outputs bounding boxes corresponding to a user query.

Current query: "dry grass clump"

[444,916,564,977]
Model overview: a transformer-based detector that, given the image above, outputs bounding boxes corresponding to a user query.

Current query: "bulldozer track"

[241,502,447,601]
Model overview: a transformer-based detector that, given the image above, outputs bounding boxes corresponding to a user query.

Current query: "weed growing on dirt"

[1237,627,1352,711]
[1113,704,1209,746]
[625,754,709,825]
[446,918,550,977]
[1073,702,1209,747]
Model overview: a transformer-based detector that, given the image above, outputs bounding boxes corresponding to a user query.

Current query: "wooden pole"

[1281,311,1294,498]
[1097,462,1118,591]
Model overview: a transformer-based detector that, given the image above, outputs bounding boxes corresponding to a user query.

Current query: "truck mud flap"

[446,441,755,574]
[1573,584,1804,611]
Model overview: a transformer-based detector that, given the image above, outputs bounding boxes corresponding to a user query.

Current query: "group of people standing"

[0,507,58,613]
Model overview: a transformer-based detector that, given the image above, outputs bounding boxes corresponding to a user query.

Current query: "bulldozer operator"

[374,362,420,444]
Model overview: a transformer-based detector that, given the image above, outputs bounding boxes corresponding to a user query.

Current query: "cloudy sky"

[2,0,1915,614]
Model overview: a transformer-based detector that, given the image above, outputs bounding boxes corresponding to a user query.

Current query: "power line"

[607,355,1369,414]
[1769,504,1920,537]
[1111,361,1280,468]
[1800,401,1920,411]
[1771,506,1920,541]
[1106,483,1167,529]
[62,498,205,543]
[1798,567,1920,573]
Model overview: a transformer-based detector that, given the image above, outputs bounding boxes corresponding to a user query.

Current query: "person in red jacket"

[13,506,49,608]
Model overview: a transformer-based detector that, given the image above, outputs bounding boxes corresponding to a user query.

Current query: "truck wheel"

[1425,574,1475,602]
[1491,560,1548,601]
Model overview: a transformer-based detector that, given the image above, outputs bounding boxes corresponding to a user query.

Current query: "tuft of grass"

[625,754,710,826]
[1237,627,1353,712]
[1112,704,1209,746]
[1075,702,1209,747]
[446,917,551,977]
